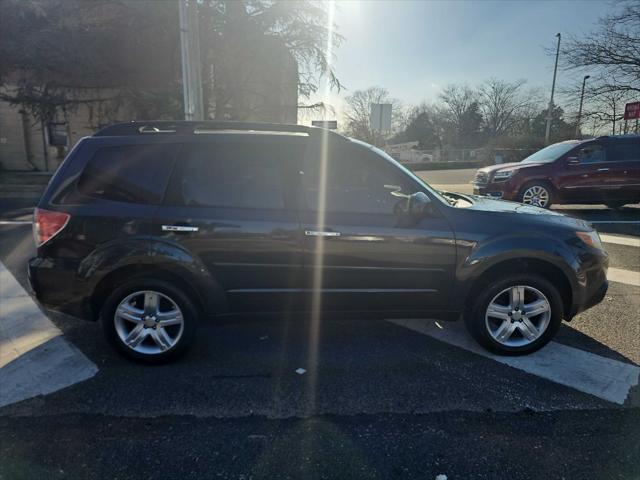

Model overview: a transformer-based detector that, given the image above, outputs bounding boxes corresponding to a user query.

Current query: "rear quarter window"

[607,141,640,162]
[77,144,176,204]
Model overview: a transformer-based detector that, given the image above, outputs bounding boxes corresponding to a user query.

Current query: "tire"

[100,278,198,363]
[464,273,563,355]
[519,181,554,208]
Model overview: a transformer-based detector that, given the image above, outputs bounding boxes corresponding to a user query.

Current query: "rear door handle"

[597,168,610,172]
[162,225,199,232]
[305,230,341,237]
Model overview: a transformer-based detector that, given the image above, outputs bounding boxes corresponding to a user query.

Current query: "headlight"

[492,170,513,181]
[576,230,604,250]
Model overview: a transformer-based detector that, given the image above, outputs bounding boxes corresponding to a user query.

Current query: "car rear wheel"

[464,274,563,355]
[520,182,553,208]
[101,279,198,363]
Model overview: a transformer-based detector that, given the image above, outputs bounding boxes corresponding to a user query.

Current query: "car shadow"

[555,322,638,366]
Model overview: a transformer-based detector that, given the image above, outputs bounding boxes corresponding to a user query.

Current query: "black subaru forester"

[29,121,609,362]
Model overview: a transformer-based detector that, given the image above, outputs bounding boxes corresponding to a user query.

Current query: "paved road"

[0,185,639,479]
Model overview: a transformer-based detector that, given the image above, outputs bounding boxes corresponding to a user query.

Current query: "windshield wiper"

[439,191,458,206]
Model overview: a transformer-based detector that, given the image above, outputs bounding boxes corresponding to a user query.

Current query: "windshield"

[521,142,577,164]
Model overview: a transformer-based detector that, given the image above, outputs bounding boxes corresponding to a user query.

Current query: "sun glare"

[306,0,336,413]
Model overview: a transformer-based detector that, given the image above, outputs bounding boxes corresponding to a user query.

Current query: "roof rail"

[94,120,313,137]
[596,133,640,140]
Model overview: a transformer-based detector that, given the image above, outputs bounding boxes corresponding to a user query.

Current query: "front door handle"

[162,225,199,232]
[305,230,341,237]
[597,168,610,172]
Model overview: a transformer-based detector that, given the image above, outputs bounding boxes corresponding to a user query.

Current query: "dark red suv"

[473,135,640,208]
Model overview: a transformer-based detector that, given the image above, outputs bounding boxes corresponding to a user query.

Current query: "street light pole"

[545,33,561,145]
[575,75,590,138]
[179,0,204,121]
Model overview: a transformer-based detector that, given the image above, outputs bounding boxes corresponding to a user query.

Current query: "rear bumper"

[28,257,94,320]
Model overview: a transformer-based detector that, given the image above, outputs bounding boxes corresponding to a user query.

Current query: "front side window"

[177,143,286,209]
[301,144,417,215]
[577,144,605,164]
[77,144,176,204]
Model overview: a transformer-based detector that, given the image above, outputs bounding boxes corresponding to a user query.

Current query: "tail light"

[33,208,70,247]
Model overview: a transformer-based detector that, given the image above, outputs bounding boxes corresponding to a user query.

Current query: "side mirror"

[567,156,580,165]
[407,191,431,221]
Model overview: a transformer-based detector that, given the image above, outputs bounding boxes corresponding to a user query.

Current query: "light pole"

[575,75,590,138]
[545,33,561,145]
[179,0,204,121]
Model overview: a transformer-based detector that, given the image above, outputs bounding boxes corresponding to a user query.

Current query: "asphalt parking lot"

[0,172,639,479]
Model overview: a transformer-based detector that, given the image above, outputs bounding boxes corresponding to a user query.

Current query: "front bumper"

[567,248,609,319]
[473,182,520,200]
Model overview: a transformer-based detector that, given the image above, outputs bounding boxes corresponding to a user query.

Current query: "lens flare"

[306,0,336,413]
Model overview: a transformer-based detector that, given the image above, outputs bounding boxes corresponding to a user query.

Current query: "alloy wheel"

[484,285,552,347]
[522,185,550,207]
[114,290,184,355]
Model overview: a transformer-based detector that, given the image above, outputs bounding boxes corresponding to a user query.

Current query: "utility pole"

[179,0,204,121]
[545,33,561,145]
[575,75,590,138]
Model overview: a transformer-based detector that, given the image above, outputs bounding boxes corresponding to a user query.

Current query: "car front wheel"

[520,182,553,208]
[464,274,563,355]
[101,279,198,363]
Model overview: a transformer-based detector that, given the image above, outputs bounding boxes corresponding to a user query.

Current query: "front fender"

[455,232,581,305]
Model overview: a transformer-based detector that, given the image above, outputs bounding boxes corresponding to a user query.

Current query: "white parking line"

[388,319,640,405]
[0,260,98,408]
[608,267,640,287]
[600,234,640,247]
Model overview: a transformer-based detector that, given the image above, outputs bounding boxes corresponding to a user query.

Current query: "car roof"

[551,135,640,148]
[94,120,349,143]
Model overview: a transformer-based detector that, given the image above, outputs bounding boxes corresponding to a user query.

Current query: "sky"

[303,0,613,123]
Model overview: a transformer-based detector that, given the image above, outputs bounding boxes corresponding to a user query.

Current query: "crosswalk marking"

[388,318,640,405]
[608,267,640,287]
[600,234,640,247]
[0,261,98,407]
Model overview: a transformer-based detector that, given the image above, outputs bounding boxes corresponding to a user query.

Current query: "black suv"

[29,121,609,362]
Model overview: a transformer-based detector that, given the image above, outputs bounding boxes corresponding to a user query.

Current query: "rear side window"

[607,142,640,162]
[78,144,175,204]
[173,142,295,209]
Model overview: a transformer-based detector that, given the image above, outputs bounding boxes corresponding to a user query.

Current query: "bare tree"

[478,79,536,137]
[438,84,476,134]
[560,1,640,96]
[342,86,402,145]
[584,89,636,135]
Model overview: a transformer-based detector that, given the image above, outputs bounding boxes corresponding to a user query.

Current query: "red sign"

[624,101,640,120]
